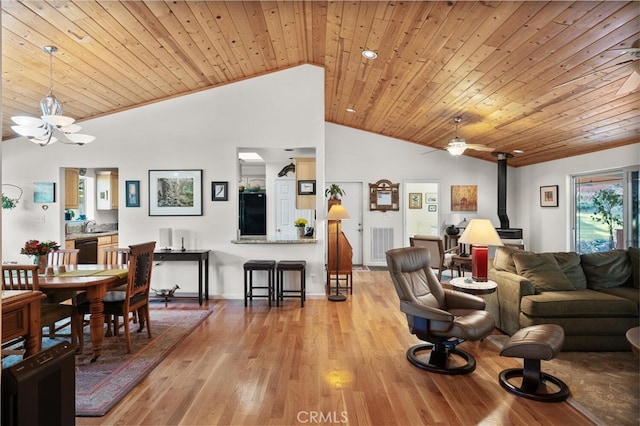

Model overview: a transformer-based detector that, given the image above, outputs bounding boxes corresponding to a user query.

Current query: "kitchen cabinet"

[98,234,119,264]
[96,172,118,210]
[65,168,79,209]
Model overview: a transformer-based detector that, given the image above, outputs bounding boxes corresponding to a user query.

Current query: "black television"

[2,341,75,426]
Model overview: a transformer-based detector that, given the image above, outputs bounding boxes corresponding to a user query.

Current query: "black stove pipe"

[496,152,512,229]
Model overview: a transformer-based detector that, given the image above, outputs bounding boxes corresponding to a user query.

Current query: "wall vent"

[371,227,394,262]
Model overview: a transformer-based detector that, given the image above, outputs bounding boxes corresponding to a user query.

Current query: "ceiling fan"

[554,39,640,95]
[445,117,494,156]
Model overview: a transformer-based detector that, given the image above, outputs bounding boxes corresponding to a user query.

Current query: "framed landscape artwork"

[149,170,203,216]
[451,185,477,211]
[33,182,55,203]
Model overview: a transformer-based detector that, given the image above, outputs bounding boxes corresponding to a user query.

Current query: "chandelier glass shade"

[445,117,467,156]
[446,137,467,156]
[10,46,95,147]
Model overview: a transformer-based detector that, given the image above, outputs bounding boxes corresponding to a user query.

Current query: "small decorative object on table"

[294,218,308,238]
[20,239,60,274]
[152,284,180,307]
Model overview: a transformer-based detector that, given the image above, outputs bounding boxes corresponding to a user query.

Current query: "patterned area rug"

[3,308,211,416]
[488,335,639,426]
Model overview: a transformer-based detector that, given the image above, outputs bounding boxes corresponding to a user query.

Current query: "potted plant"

[20,239,60,274]
[325,184,346,211]
[325,184,346,200]
[294,218,308,238]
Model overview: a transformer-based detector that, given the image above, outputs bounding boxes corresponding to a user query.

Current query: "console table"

[154,250,211,305]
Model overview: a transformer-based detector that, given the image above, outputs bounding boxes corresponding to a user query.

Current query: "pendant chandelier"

[11,46,95,147]
[446,117,467,156]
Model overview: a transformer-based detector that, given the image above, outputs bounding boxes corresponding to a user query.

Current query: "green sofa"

[487,246,639,351]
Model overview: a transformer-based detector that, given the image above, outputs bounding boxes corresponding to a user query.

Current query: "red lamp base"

[471,245,488,282]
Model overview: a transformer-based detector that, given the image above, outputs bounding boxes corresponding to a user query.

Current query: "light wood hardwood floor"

[77,271,591,425]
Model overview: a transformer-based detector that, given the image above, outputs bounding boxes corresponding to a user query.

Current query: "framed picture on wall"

[33,182,55,203]
[149,169,203,216]
[125,180,140,207]
[212,181,228,201]
[451,185,477,211]
[428,204,437,212]
[298,180,316,195]
[540,185,559,207]
[409,193,422,209]
[425,193,437,203]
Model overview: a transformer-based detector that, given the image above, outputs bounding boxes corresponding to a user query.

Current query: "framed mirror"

[369,179,399,211]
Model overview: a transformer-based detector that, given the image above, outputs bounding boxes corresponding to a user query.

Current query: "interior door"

[327,182,363,265]
[275,179,313,238]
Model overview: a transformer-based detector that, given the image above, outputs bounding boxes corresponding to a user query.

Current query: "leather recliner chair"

[386,246,495,375]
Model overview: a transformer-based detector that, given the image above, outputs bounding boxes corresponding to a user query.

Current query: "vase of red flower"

[20,239,60,274]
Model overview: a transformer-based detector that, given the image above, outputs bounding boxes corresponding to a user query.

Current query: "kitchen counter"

[66,231,118,240]
[232,236,317,244]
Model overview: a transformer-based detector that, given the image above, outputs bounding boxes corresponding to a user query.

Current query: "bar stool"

[243,260,276,307]
[276,260,306,307]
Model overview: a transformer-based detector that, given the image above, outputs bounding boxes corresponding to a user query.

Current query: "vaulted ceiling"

[2,1,639,167]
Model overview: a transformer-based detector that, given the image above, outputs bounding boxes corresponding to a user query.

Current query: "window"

[571,167,639,253]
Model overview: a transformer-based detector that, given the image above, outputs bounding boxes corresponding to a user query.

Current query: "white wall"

[325,124,510,265]
[2,65,327,297]
[3,63,637,295]
[518,144,640,252]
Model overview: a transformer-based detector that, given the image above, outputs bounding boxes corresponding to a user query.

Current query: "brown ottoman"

[498,324,570,402]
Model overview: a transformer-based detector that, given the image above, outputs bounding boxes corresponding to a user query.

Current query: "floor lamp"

[458,219,504,281]
[327,204,350,302]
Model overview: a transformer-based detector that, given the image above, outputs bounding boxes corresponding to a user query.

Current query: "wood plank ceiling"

[2,1,639,167]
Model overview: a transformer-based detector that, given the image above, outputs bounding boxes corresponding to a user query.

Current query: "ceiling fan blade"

[420,148,440,156]
[552,58,635,89]
[609,47,640,54]
[616,70,640,95]
[466,144,494,152]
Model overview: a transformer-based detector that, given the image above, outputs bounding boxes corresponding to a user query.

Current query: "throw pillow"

[552,252,588,289]
[581,250,632,290]
[493,245,527,273]
[628,247,639,289]
[512,252,575,293]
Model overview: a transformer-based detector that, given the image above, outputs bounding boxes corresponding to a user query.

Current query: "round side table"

[626,326,639,356]
[450,277,497,295]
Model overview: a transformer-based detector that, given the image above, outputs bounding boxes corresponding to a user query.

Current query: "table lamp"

[327,204,350,302]
[458,219,503,281]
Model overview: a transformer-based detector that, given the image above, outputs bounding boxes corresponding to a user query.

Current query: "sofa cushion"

[580,250,632,290]
[628,246,639,289]
[520,290,639,318]
[493,245,528,274]
[599,286,640,305]
[512,252,575,292]
[552,252,588,289]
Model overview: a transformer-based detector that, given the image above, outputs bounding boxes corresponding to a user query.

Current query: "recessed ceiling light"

[346,108,356,113]
[362,49,378,60]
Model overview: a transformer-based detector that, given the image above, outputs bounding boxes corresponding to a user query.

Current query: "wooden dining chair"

[44,249,81,340]
[101,247,134,335]
[77,241,156,353]
[47,248,79,267]
[102,247,130,266]
[1,264,79,350]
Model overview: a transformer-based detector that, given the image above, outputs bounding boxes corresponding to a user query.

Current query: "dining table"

[38,264,128,362]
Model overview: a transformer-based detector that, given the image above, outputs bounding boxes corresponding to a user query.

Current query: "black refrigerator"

[239,192,266,235]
